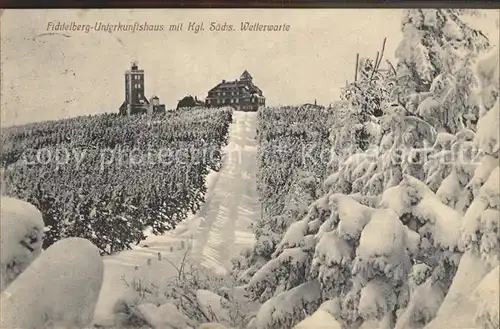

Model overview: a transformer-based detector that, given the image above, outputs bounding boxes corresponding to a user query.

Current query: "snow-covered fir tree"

[243,9,495,329]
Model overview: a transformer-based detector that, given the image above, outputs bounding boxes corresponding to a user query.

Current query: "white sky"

[0,9,498,127]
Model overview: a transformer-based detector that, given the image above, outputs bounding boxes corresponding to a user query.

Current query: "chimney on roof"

[222,79,226,83]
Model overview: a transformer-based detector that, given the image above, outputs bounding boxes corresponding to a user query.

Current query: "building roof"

[208,71,256,90]
[240,70,253,81]
[208,81,261,95]
[208,74,262,93]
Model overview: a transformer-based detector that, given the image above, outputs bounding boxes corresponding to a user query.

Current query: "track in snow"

[191,110,260,275]
[93,110,260,324]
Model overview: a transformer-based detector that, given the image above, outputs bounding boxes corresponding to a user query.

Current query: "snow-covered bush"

[246,9,495,329]
[2,108,233,255]
[0,196,44,291]
[134,302,194,329]
[235,106,336,282]
[116,248,254,329]
[394,9,489,116]
[1,237,104,329]
[471,265,499,329]
[249,280,322,329]
[197,323,232,329]
[461,46,499,269]
[293,309,342,329]
[422,44,499,329]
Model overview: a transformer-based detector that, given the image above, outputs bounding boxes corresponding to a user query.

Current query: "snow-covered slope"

[0,197,44,291]
[1,237,103,329]
[93,110,259,324]
[192,111,260,275]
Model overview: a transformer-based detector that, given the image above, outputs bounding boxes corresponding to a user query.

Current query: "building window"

[138,93,142,98]
[138,84,141,89]
[223,92,226,96]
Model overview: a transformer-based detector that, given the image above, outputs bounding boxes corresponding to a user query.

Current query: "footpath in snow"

[191,110,260,275]
[93,110,260,324]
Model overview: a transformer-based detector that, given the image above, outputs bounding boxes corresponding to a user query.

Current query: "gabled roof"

[207,70,263,96]
[208,80,245,92]
[240,70,253,81]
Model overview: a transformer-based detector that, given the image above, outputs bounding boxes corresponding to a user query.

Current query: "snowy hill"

[93,110,260,326]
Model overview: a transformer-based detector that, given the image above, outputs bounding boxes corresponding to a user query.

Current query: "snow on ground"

[423,251,493,329]
[0,196,45,291]
[294,310,342,329]
[191,111,260,275]
[93,111,259,324]
[1,237,103,329]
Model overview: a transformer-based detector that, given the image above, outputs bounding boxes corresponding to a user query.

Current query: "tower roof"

[240,70,253,81]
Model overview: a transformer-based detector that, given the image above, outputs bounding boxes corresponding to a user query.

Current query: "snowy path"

[191,111,260,275]
[93,110,259,325]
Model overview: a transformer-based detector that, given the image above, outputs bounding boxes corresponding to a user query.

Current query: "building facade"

[205,70,265,111]
[176,95,205,110]
[119,62,165,115]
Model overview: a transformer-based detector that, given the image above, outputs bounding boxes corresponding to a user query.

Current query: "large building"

[205,70,265,111]
[119,61,166,115]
